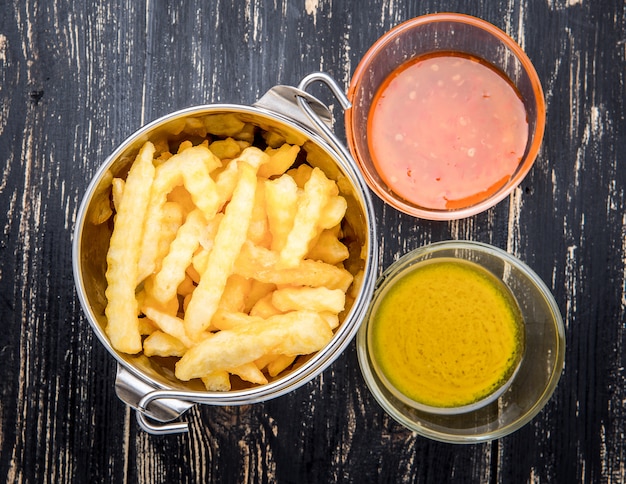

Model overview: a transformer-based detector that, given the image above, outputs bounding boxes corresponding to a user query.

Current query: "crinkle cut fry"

[105,141,156,354]
[278,167,337,268]
[176,311,333,380]
[151,208,206,304]
[234,241,354,292]
[183,161,260,341]
[137,145,221,283]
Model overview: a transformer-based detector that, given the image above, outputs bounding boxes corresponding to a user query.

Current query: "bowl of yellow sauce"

[357,241,565,443]
[370,257,525,413]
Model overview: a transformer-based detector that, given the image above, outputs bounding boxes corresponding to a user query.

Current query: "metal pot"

[72,74,378,435]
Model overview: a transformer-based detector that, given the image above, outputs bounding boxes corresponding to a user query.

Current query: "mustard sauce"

[371,258,524,409]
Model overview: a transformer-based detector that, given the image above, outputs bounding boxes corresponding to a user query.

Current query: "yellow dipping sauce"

[370,258,524,409]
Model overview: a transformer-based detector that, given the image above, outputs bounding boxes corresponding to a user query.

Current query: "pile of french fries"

[99,114,362,391]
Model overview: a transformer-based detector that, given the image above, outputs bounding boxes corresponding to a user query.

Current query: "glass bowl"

[345,13,546,220]
[357,240,565,443]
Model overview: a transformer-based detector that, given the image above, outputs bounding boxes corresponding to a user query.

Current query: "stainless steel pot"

[72,74,378,435]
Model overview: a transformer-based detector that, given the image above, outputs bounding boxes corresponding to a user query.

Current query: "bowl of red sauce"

[346,13,546,220]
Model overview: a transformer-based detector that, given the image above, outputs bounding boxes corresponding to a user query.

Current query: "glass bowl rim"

[356,240,565,443]
[345,12,547,220]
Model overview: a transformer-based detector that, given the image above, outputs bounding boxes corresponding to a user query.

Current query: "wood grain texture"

[1,0,625,482]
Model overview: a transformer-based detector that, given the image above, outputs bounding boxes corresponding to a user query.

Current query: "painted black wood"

[1,0,625,482]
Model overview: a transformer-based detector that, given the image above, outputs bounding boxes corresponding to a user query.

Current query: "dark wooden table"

[2,0,625,482]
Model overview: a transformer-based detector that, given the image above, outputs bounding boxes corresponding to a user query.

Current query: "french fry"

[137,145,221,282]
[152,134,173,159]
[209,137,244,159]
[236,147,270,170]
[138,275,179,317]
[265,174,299,253]
[278,167,337,268]
[306,229,350,265]
[202,113,246,137]
[258,143,300,178]
[111,177,125,213]
[201,371,232,392]
[235,123,256,143]
[267,354,296,377]
[143,331,187,357]
[211,310,263,331]
[234,242,353,291]
[177,140,194,153]
[142,305,195,348]
[213,159,240,206]
[188,250,206,284]
[249,293,282,319]
[103,126,362,391]
[318,195,347,230]
[138,317,157,336]
[152,209,206,304]
[184,161,259,340]
[218,274,251,313]
[105,141,156,354]
[287,164,313,188]
[213,147,269,211]
[88,169,114,224]
[254,353,277,371]
[154,202,185,277]
[319,312,340,330]
[229,362,268,385]
[182,118,207,138]
[262,130,287,148]
[175,311,333,380]
[246,181,271,247]
[178,149,222,218]
[272,287,346,314]
[243,280,277,313]
[234,139,251,152]
[349,270,365,300]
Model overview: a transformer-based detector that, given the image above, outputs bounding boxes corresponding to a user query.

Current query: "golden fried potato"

[271,287,346,314]
[278,167,337,268]
[105,142,156,354]
[175,311,333,381]
[184,161,259,340]
[265,174,298,253]
[143,331,187,357]
[258,144,300,178]
[103,126,361,392]
[152,209,206,304]
[137,145,221,282]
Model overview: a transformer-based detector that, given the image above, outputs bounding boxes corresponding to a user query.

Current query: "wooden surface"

[1,0,625,482]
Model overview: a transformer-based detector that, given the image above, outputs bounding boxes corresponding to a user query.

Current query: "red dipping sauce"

[368,53,529,210]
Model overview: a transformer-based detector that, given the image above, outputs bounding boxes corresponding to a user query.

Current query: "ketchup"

[368,52,528,210]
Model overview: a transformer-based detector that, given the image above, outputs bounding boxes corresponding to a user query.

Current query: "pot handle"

[295,72,353,155]
[115,365,194,434]
[254,72,355,165]
[253,84,334,130]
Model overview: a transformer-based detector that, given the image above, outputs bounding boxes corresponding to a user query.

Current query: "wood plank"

[1,0,625,481]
